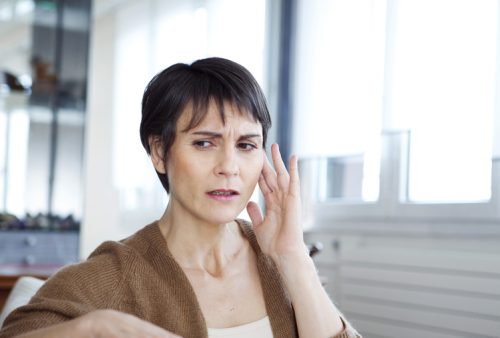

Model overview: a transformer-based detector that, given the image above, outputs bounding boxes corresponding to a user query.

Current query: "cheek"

[166,155,198,192]
[244,153,264,183]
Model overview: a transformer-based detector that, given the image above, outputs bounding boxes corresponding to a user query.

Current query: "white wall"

[81,9,124,258]
[82,4,167,258]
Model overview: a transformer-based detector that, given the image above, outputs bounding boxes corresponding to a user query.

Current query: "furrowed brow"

[239,134,262,140]
[190,131,223,138]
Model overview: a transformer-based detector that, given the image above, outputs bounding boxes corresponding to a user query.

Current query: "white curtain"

[293,0,498,203]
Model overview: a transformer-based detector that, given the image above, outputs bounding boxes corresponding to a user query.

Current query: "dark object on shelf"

[308,241,323,258]
[29,0,91,111]
[0,71,29,92]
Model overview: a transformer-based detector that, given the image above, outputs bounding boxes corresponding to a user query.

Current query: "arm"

[247,144,360,338]
[14,310,181,338]
[276,252,349,337]
[0,246,181,338]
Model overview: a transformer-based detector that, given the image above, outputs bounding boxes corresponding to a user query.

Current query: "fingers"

[261,154,278,193]
[271,144,290,192]
[258,174,271,195]
[261,144,289,194]
[288,154,300,197]
[260,144,300,202]
[259,174,279,208]
[119,311,180,338]
[246,201,263,226]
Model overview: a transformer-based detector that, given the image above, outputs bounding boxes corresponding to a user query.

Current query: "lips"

[206,189,240,201]
[207,189,240,196]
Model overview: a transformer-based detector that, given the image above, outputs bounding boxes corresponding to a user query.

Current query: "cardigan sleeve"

[0,241,132,338]
[332,326,363,338]
[332,316,362,338]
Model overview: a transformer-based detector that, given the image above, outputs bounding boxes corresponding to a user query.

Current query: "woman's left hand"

[247,145,350,338]
[246,143,307,264]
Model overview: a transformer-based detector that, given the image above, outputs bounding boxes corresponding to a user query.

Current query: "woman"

[0,58,360,338]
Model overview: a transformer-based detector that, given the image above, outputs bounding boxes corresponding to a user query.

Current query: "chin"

[203,214,240,225]
[200,206,244,225]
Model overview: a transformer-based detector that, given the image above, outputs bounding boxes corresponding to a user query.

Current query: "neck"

[157,203,247,277]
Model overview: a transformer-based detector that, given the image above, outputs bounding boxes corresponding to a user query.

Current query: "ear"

[149,136,167,174]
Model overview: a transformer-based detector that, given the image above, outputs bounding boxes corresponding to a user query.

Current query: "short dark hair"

[140,57,272,193]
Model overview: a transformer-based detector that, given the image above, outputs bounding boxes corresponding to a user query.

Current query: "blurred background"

[1,0,499,337]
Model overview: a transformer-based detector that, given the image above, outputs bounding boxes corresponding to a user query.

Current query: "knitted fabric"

[0,220,359,338]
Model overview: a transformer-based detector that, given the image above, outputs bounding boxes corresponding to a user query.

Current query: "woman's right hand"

[79,310,182,338]
[18,309,182,338]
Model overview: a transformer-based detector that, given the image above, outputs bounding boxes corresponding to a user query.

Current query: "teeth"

[211,191,232,196]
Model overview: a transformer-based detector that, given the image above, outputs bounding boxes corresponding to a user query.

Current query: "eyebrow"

[190,131,262,139]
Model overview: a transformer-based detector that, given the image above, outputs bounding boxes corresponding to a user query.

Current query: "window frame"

[308,0,500,223]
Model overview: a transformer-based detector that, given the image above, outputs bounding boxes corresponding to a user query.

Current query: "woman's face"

[154,101,265,225]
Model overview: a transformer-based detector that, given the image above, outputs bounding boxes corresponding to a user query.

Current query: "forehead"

[177,100,262,132]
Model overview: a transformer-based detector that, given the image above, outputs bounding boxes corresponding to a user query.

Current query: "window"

[294,0,500,221]
[294,0,386,205]
[391,0,496,203]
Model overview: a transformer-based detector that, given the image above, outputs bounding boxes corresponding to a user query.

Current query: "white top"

[208,316,274,338]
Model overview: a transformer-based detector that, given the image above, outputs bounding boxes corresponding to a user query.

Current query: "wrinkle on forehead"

[179,99,260,133]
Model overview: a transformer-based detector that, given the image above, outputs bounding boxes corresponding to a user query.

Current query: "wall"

[80,8,122,258]
[306,221,500,338]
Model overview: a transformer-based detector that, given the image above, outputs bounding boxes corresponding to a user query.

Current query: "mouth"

[207,189,240,196]
[206,189,240,201]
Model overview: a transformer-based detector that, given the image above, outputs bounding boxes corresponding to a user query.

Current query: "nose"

[214,147,239,177]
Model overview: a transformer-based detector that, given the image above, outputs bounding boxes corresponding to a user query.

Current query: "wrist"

[274,250,316,281]
[271,242,310,265]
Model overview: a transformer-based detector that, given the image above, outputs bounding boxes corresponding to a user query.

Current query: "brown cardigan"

[0,220,360,338]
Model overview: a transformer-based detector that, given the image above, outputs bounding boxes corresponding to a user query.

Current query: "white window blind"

[295,0,500,208]
[294,0,387,202]
[389,0,497,203]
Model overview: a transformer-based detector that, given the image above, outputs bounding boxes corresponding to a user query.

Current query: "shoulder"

[0,222,169,336]
[35,222,162,306]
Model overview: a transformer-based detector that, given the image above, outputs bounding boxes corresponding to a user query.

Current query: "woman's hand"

[247,144,349,338]
[18,309,182,338]
[80,310,182,338]
[246,143,307,265]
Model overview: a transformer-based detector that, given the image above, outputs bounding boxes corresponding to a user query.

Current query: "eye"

[238,142,257,151]
[193,140,213,148]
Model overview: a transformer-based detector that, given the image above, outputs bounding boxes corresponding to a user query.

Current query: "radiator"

[306,232,500,338]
